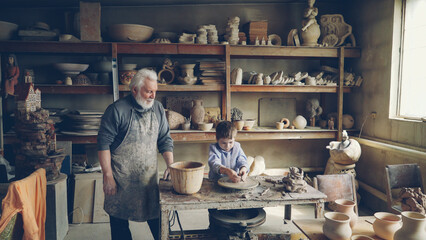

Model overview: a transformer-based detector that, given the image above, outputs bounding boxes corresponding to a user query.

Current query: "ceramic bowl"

[54,63,89,75]
[108,24,154,42]
[243,119,256,130]
[0,21,18,40]
[198,122,213,131]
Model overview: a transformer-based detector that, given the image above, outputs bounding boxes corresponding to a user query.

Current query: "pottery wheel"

[217,176,259,190]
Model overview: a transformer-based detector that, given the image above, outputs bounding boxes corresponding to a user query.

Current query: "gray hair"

[129,68,158,91]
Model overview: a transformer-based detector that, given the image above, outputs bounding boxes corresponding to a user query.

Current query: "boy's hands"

[223,168,241,183]
[239,167,248,182]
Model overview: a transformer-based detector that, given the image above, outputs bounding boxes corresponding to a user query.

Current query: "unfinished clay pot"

[394,211,426,240]
[373,212,402,240]
[169,161,205,194]
[334,199,358,229]
[323,212,352,240]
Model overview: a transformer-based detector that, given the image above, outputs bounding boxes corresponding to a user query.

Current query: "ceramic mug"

[276,122,284,130]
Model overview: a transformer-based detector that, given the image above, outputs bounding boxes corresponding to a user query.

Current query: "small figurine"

[3,54,20,97]
[282,167,307,193]
[24,69,34,83]
[328,117,335,130]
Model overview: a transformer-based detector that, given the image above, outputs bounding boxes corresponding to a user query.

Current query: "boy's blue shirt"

[208,141,249,181]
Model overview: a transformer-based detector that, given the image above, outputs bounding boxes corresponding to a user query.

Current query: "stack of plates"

[61,111,103,135]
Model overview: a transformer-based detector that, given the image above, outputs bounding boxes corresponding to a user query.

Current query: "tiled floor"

[65,204,373,240]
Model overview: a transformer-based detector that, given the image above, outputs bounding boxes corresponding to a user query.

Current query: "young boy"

[208,121,249,183]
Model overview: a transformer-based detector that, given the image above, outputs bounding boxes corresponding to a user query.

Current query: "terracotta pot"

[169,161,205,194]
[233,120,244,131]
[373,212,402,240]
[190,100,205,127]
[322,212,352,240]
[334,199,358,229]
[394,211,426,240]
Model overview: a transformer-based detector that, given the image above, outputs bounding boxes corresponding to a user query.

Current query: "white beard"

[135,94,154,109]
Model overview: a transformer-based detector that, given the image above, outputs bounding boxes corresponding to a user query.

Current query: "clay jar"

[190,99,205,128]
[322,212,352,240]
[334,199,358,229]
[394,211,426,240]
[372,212,402,240]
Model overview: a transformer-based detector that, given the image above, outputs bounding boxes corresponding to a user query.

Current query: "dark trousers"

[109,215,159,240]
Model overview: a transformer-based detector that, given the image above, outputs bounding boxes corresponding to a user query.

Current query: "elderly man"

[97,68,174,240]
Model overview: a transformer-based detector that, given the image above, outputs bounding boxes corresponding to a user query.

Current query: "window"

[395,0,426,120]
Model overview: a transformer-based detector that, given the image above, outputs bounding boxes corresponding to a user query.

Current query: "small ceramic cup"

[276,122,284,130]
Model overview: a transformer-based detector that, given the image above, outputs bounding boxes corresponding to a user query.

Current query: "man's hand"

[163,167,171,181]
[239,167,248,182]
[103,175,117,195]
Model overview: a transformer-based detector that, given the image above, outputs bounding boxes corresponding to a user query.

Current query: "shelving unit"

[0,41,360,144]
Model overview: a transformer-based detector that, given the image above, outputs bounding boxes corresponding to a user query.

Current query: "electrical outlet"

[370,112,377,119]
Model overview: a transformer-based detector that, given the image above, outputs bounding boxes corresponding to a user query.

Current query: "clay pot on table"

[334,199,358,229]
[322,212,352,240]
[372,212,401,240]
[394,211,426,240]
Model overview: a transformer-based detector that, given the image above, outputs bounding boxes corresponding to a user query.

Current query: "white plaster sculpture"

[301,0,321,46]
[255,73,264,85]
[231,67,243,85]
[224,16,240,45]
[264,75,271,85]
[305,98,323,127]
[196,27,208,44]
[179,33,197,44]
[325,130,361,173]
[320,14,352,47]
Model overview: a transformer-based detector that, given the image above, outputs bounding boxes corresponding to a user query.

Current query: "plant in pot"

[231,107,244,131]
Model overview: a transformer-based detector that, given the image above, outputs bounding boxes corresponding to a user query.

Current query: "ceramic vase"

[190,100,205,127]
[322,212,352,240]
[334,199,358,229]
[178,64,197,85]
[373,212,402,240]
[292,115,307,129]
[394,211,426,240]
[301,22,321,46]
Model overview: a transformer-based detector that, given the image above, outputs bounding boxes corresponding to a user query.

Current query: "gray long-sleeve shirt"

[97,94,173,154]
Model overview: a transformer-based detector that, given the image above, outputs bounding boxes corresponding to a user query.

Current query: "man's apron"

[104,108,159,221]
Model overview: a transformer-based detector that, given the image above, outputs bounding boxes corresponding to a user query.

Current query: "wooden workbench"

[293,216,383,240]
[159,176,327,240]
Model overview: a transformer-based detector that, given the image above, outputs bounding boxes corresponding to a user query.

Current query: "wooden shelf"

[0,41,360,59]
[0,41,111,54]
[35,85,113,94]
[230,46,361,58]
[231,85,352,93]
[116,43,225,56]
[119,84,224,92]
